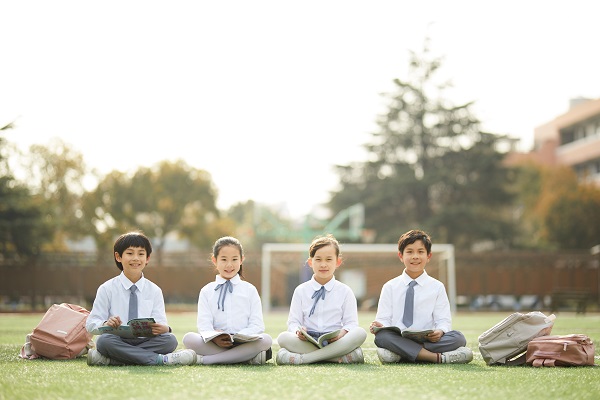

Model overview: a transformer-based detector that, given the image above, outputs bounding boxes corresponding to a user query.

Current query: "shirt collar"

[400,269,428,286]
[119,271,146,291]
[215,274,241,285]
[310,275,336,291]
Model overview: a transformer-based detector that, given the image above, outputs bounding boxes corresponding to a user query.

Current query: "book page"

[201,330,232,343]
[372,326,402,335]
[318,330,342,347]
[232,333,261,343]
[297,328,321,348]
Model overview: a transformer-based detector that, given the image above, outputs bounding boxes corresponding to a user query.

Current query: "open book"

[91,318,156,339]
[372,326,434,343]
[201,330,261,344]
[298,327,342,348]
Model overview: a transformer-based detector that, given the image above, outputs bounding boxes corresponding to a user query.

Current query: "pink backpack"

[20,303,94,360]
[526,334,595,367]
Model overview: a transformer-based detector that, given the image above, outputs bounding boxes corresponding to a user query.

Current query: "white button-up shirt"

[197,274,265,336]
[287,275,360,334]
[86,272,168,332]
[375,269,452,332]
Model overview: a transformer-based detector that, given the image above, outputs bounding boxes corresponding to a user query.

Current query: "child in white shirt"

[276,234,367,364]
[370,229,472,364]
[183,236,272,364]
[86,231,196,366]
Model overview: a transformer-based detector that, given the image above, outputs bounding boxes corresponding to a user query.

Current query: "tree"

[0,122,48,257]
[514,163,600,249]
[82,160,227,261]
[22,139,91,250]
[329,39,514,249]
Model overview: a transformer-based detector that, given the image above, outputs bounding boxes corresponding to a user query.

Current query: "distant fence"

[1,250,598,312]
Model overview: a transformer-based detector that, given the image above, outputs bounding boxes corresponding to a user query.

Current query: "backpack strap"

[18,334,40,360]
[504,353,527,366]
[532,358,556,367]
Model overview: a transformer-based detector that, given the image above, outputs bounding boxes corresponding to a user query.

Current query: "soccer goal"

[261,243,456,314]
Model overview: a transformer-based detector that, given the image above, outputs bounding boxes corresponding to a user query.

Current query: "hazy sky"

[1,1,599,218]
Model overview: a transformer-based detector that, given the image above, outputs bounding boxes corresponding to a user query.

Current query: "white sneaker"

[247,348,272,365]
[276,348,303,365]
[87,349,111,366]
[441,347,473,364]
[163,349,197,365]
[377,348,401,363]
[338,347,364,364]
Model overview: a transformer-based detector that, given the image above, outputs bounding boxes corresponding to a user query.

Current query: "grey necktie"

[402,280,418,327]
[309,286,326,317]
[128,285,138,321]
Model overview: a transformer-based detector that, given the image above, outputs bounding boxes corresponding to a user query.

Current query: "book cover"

[401,329,434,343]
[298,328,341,348]
[372,326,433,343]
[92,317,156,339]
[201,330,261,344]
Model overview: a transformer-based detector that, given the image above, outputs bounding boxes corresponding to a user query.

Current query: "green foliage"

[23,139,91,250]
[544,183,600,249]
[513,163,600,249]
[1,312,599,400]
[329,40,514,249]
[0,126,50,257]
[81,160,227,256]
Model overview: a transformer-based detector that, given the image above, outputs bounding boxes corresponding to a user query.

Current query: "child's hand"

[213,334,233,348]
[427,329,444,342]
[369,321,383,334]
[151,323,169,335]
[328,329,348,343]
[296,327,308,341]
[105,316,122,328]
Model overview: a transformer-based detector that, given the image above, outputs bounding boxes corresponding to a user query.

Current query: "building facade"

[532,97,600,185]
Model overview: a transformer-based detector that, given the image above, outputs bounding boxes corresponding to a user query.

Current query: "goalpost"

[261,243,456,314]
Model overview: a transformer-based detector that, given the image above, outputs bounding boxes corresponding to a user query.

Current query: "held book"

[201,330,261,344]
[298,327,342,348]
[372,326,434,343]
[91,318,156,339]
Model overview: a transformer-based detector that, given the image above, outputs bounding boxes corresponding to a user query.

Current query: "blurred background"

[1,1,599,313]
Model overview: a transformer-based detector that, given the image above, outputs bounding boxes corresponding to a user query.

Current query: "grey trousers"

[96,333,178,365]
[374,329,466,362]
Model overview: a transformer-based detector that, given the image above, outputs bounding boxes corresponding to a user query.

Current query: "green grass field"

[1,311,599,400]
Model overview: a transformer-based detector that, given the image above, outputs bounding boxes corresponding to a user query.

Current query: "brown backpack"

[526,334,595,367]
[21,303,94,360]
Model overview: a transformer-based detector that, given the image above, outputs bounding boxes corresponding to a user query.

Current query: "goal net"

[261,243,456,314]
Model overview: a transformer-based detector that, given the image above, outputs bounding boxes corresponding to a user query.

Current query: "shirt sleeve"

[86,284,110,332]
[374,282,393,326]
[236,285,265,335]
[149,286,168,325]
[286,286,304,332]
[340,286,360,332]
[432,284,452,333]
[196,286,216,332]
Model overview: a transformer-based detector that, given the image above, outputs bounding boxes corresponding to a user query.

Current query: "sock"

[157,354,164,365]
[437,353,442,363]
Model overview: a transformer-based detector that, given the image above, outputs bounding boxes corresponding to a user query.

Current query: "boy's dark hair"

[398,229,432,254]
[309,234,341,258]
[212,236,245,278]
[113,231,153,271]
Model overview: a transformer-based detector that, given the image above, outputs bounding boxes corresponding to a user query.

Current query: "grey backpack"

[478,311,556,365]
